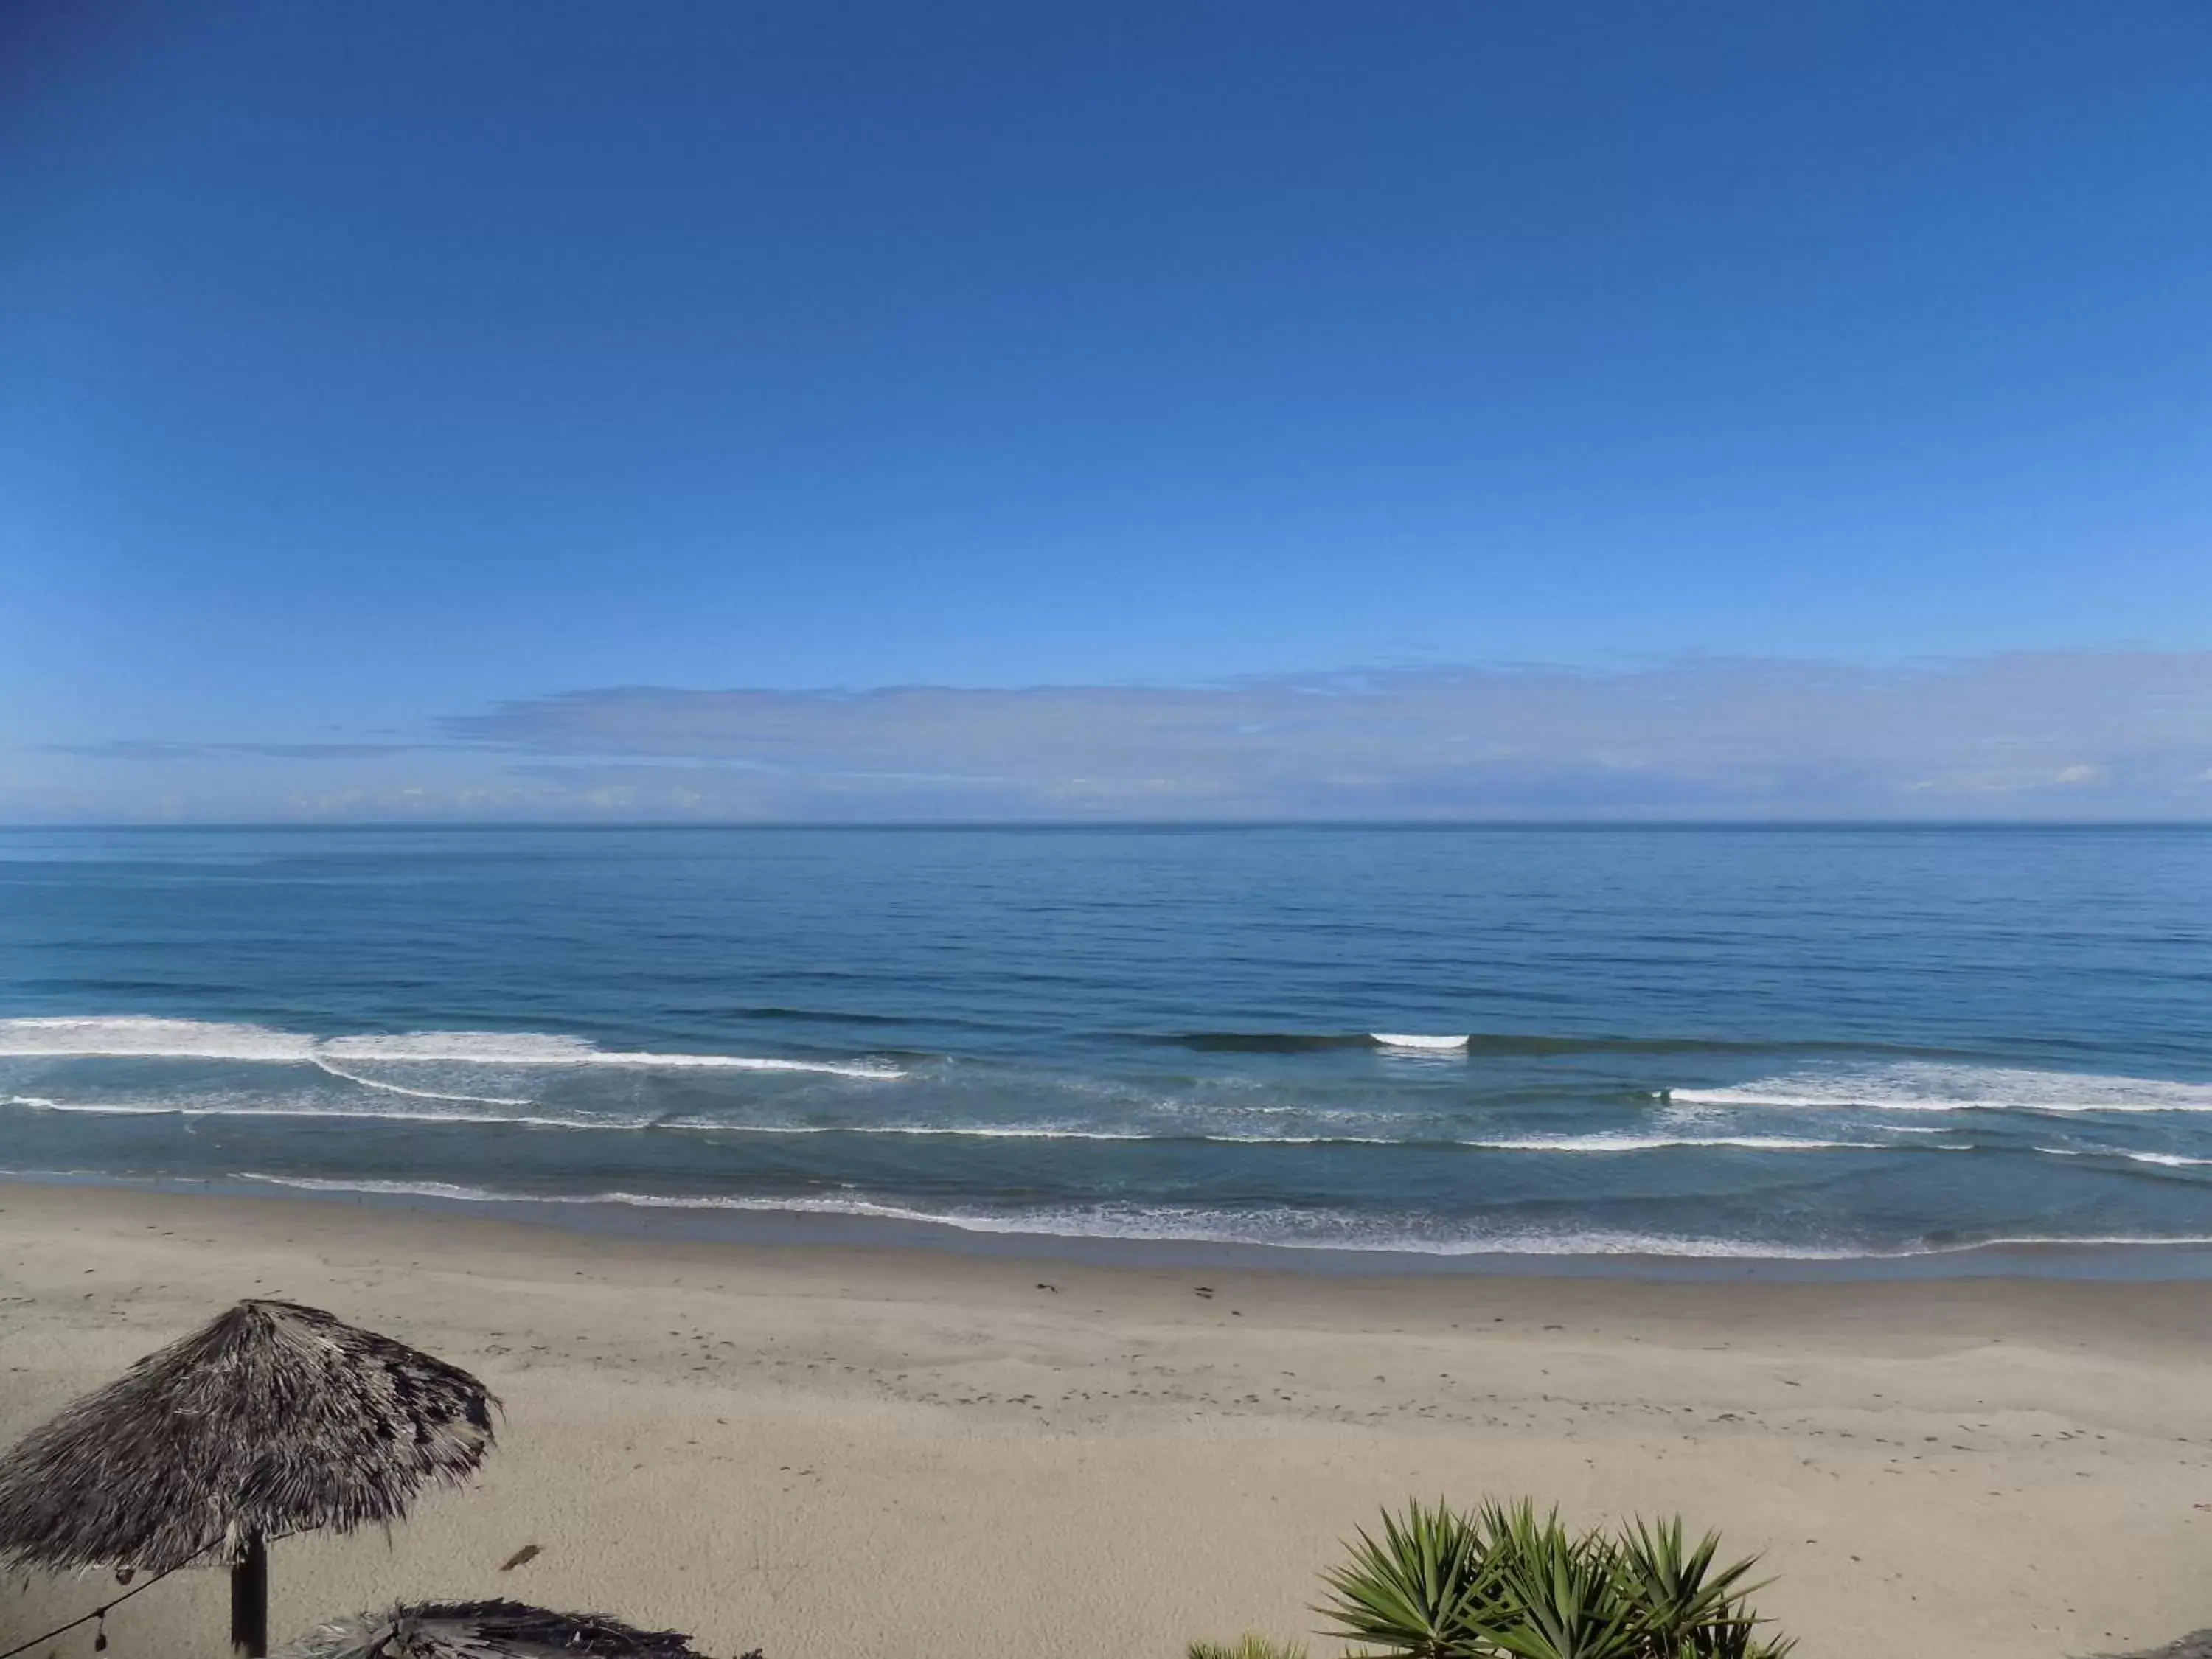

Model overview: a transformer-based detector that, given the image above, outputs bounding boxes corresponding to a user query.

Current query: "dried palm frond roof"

[0,1298,495,1573]
[271,1600,715,1659]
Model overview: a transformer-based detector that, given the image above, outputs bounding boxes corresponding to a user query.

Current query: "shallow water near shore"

[3,824,2208,1267]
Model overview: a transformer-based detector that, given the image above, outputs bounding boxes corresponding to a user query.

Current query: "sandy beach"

[1,1182,2207,1659]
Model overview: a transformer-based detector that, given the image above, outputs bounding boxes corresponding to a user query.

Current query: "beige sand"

[1,1182,2207,1659]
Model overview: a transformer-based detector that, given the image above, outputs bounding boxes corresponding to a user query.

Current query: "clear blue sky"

[4,2,2209,820]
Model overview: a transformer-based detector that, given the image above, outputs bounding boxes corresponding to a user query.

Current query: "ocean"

[2,824,2208,1268]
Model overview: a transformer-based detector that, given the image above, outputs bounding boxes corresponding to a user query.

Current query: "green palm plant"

[1312,1498,1791,1659]
[1315,1498,1498,1659]
[1460,1502,1636,1659]
[1613,1516,1781,1658]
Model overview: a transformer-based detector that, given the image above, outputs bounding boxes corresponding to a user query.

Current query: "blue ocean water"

[1,825,2208,1263]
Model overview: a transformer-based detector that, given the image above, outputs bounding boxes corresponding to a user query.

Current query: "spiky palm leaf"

[1613,1515,1773,1657]
[1618,1515,1790,1658]
[1468,1506,1639,1659]
[1312,1498,1792,1659]
[1315,1499,1499,1659]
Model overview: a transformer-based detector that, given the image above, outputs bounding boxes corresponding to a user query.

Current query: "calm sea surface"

[2,825,2208,1265]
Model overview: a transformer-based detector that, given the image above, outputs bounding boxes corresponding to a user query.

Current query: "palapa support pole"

[230,1531,268,1658]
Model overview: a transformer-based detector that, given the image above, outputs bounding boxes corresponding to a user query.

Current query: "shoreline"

[8,1168,2212,1282]
[4,1178,2211,1659]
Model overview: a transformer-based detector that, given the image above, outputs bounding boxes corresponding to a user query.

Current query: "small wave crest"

[2034,1147,2212,1169]
[4,1093,176,1117]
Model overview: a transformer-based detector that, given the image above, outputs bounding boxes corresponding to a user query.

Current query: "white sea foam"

[310,1058,533,1107]
[5,1094,644,1131]
[325,1032,898,1077]
[0,1015,902,1079]
[1371,1033,1470,1051]
[227,1175,2212,1258]
[568,1119,1902,1150]
[0,1092,1927,1153]
[1671,1061,2212,1116]
[664,1119,1426,1144]
[228,1176,1865,1253]
[4,1094,178,1116]
[660,1120,1162,1141]
[241,1176,510,1203]
[0,1017,319,1062]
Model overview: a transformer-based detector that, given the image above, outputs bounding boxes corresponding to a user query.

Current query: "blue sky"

[4,1,2209,821]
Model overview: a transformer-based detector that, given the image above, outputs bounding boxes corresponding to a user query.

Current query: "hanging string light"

[0,1560,181,1659]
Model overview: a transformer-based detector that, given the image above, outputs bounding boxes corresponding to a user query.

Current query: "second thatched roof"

[0,1298,496,1573]
[271,1600,714,1659]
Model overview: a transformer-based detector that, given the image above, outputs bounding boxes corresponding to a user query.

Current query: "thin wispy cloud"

[10,651,2207,824]
[45,741,424,762]
[435,651,2212,820]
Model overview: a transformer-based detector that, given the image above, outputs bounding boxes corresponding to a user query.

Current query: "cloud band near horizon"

[10,652,2212,824]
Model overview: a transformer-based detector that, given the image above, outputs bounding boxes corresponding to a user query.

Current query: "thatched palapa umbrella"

[0,1299,495,1658]
[271,1600,717,1659]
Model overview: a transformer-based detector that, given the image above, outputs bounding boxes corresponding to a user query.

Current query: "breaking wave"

[0,1015,903,1079]
[1669,1061,2212,1116]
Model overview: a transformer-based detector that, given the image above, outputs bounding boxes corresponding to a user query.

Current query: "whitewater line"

[310,1057,535,1107]
[0,1015,905,1080]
